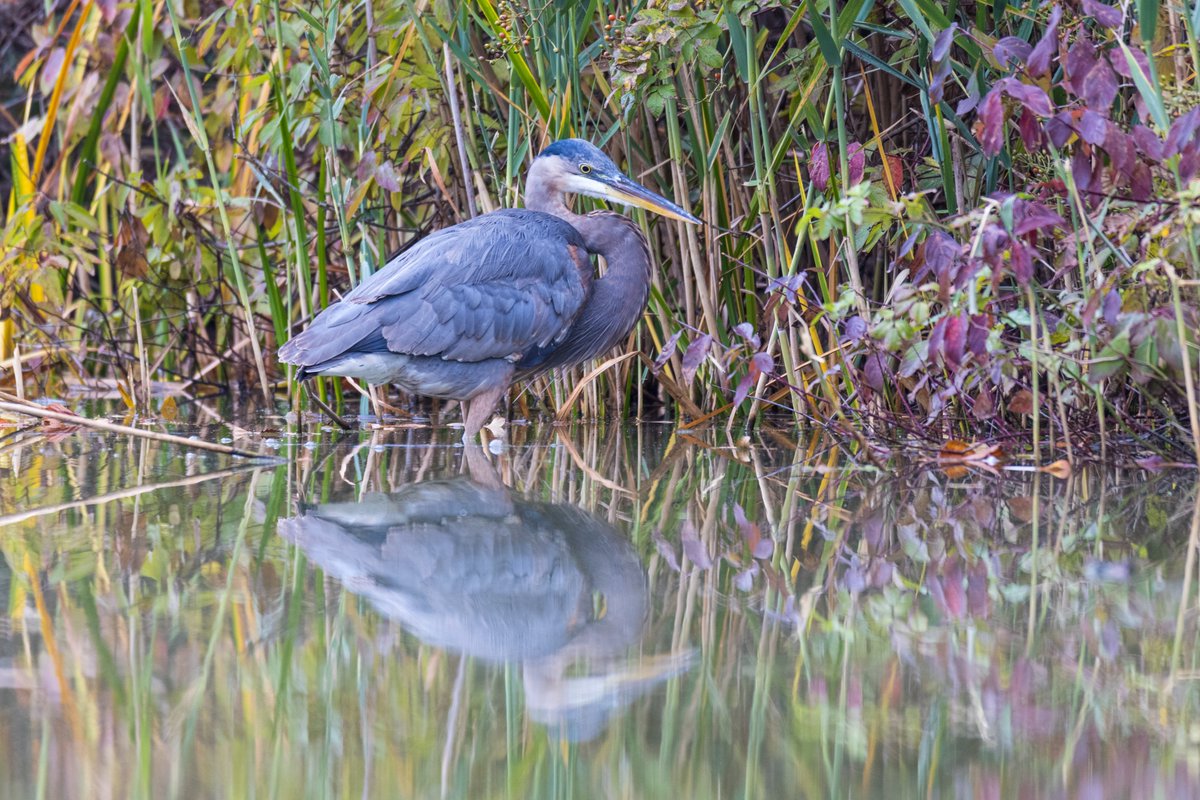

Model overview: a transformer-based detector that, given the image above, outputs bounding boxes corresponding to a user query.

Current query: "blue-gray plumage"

[277,139,700,438]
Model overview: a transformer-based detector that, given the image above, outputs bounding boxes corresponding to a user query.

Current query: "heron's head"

[531,139,700,224]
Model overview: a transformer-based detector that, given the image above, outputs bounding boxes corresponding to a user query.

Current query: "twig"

[305,385,354,430]
[0,398,275,460]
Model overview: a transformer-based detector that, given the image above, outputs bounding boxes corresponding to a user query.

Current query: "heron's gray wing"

[279,209,591,367]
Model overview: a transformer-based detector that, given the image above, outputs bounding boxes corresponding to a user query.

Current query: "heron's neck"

[564,212,653,361]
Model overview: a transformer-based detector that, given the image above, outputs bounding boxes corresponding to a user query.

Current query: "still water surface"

[0,416,1198,798]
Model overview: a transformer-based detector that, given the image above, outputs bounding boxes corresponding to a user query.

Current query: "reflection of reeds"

[0,427,1197,796]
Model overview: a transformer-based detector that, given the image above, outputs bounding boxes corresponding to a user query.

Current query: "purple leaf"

[1104,125,1135,177]
[732,322,758,345]
[1010,240,1034,285]
[733,565,758,592]
[751,351,775,375]
[999,78,1053,117]
[847,142,865,185]
[923,230,960,283]
[653,532,680,572]
[1133,124,1165,161]
[356,150,378,182]
[1065,36,1100,95]
[1130,161,1152,201]
[967,314,990,357]
[993,36,1033,68]
[1072,150,1096,195]
[375,160,402,192]
[1082,0,1122,29]
[1045,112,1074,148]
[1081,60,1118,109]
[752,537,774,560]
[680,520,712,570]
[842,315,868,343]
[1167,108,1200,157]
[967,563,990,617]
[977,87,1006,157]
[863,351,888,393]
[1077,109,1108,145]
[1181,145,1200,182]
[1026,5,1061,78]
[732,372,754,407]
[1017,108,1043,151]
[955,76,981,115]
[942,313,966,368]
[1012,200,1066,236]
[1108,46,1149,80]
[1102,288,1122,327]
[932,23,958,62]
[653,329,683,372]
[929,57,953,105]
[809,142,831,191]
[681,334,712,387]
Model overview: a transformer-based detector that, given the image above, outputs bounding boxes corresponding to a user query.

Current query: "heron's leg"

[462,382,508,442]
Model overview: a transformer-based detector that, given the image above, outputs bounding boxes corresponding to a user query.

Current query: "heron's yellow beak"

[600,174,701,224]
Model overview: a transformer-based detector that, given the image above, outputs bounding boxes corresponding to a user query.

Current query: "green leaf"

[1137,0,1159,44]
[807,2,842,67]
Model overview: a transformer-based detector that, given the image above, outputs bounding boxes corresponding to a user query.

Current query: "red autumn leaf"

[1026,5,1061,77]
[1008,389,1034,415]
[942,313,966,368]
[847,142,865,185]
[883,153,904,191]
[977,88,1006,156]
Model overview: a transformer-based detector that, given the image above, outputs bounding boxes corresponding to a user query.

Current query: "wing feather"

[278,209,592,369]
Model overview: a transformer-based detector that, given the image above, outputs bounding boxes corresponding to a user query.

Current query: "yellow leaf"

[117,382,136,411]
[160,395,178,421]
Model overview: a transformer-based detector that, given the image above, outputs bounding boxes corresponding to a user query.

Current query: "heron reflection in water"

[279,473,692,741]
[278,139,700,439]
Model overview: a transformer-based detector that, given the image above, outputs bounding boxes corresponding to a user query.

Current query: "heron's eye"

[579,164,592,174]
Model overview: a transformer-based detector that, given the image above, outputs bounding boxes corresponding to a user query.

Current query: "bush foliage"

[2,0,1199,456]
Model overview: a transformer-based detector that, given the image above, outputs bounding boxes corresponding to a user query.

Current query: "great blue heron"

[277,139,700,437]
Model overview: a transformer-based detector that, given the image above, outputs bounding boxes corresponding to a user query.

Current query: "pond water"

[0,413,1198,798]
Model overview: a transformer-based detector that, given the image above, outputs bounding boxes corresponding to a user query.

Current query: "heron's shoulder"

[470,208,586,243]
